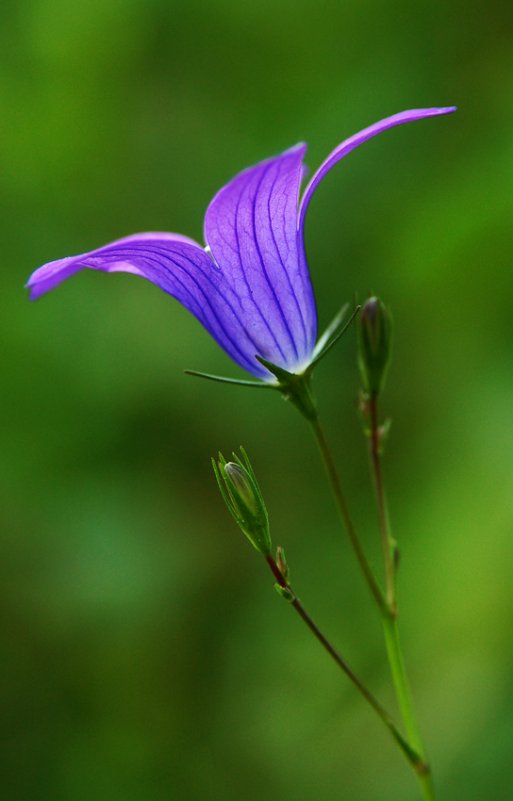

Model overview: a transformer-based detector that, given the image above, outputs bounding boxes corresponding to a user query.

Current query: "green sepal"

[311,303,360,367]
[313,303,349,358]
[185,369,276,389]
[255,356,318,422]
[212,455,235,517]
[185,302,359,424]
[274,583,295,602]
[254,356,297,384]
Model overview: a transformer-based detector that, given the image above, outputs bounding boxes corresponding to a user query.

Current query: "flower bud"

[224,462,260,516]
[357,296,392,395]
[212,448,271,555]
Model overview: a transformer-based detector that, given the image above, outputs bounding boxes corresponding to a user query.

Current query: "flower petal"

[27,233,276,378]
[298,107,457,230]
[204,145,317,374]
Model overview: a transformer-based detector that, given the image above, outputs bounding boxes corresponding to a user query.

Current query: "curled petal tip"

[298,105,458,229]
[413,105,457,115]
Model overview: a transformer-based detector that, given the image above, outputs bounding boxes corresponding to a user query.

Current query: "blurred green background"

[2,0,512,799]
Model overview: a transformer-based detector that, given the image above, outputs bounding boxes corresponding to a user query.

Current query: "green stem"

[285,373,435,797]
[382,615,422,751]
[368,392,395,611]
[308,411,436,800]
[266,555,424,773]
[309,417,386,612]
[382,613,435,800]
[368,394,436,801]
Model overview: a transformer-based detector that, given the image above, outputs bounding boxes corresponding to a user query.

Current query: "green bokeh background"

[2,1,512,799]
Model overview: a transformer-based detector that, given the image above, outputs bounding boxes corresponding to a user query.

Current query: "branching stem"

[266,555,424,772]
[307,409,436,801]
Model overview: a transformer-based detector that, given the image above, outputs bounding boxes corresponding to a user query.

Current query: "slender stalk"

[382,615,422,753]
[266,555,424,772]
[368,393,395,611]
[308,412,436,800]
[310,417,386,613]
[367,393,435,801]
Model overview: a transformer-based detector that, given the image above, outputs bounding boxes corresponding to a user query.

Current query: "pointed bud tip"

[361,296,379,319]
[357,296,392,395]
[224,461,251,495]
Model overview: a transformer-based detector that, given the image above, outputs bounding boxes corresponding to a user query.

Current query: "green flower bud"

[357,296,392,395]
[212,448,271,555]
[224,462,260,516]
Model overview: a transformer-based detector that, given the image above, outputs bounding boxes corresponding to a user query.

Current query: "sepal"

[185,303,359,423]
[255,356,318,421]
[185,369,276,388]
[274,583,295,602]
[311,303,360,367]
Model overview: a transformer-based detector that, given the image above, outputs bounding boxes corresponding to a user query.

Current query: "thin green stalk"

[368,393,395,611]
[282,370,434,796]
[309,417,386,613]
[308,412,436,800]
[368,393,435,801]
[382,615,422,753]
[266,555,424,773]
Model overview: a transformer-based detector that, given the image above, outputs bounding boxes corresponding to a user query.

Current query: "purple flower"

[27,108,455,380]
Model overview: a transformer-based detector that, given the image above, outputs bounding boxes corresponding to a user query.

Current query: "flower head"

[27,108,455,380]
